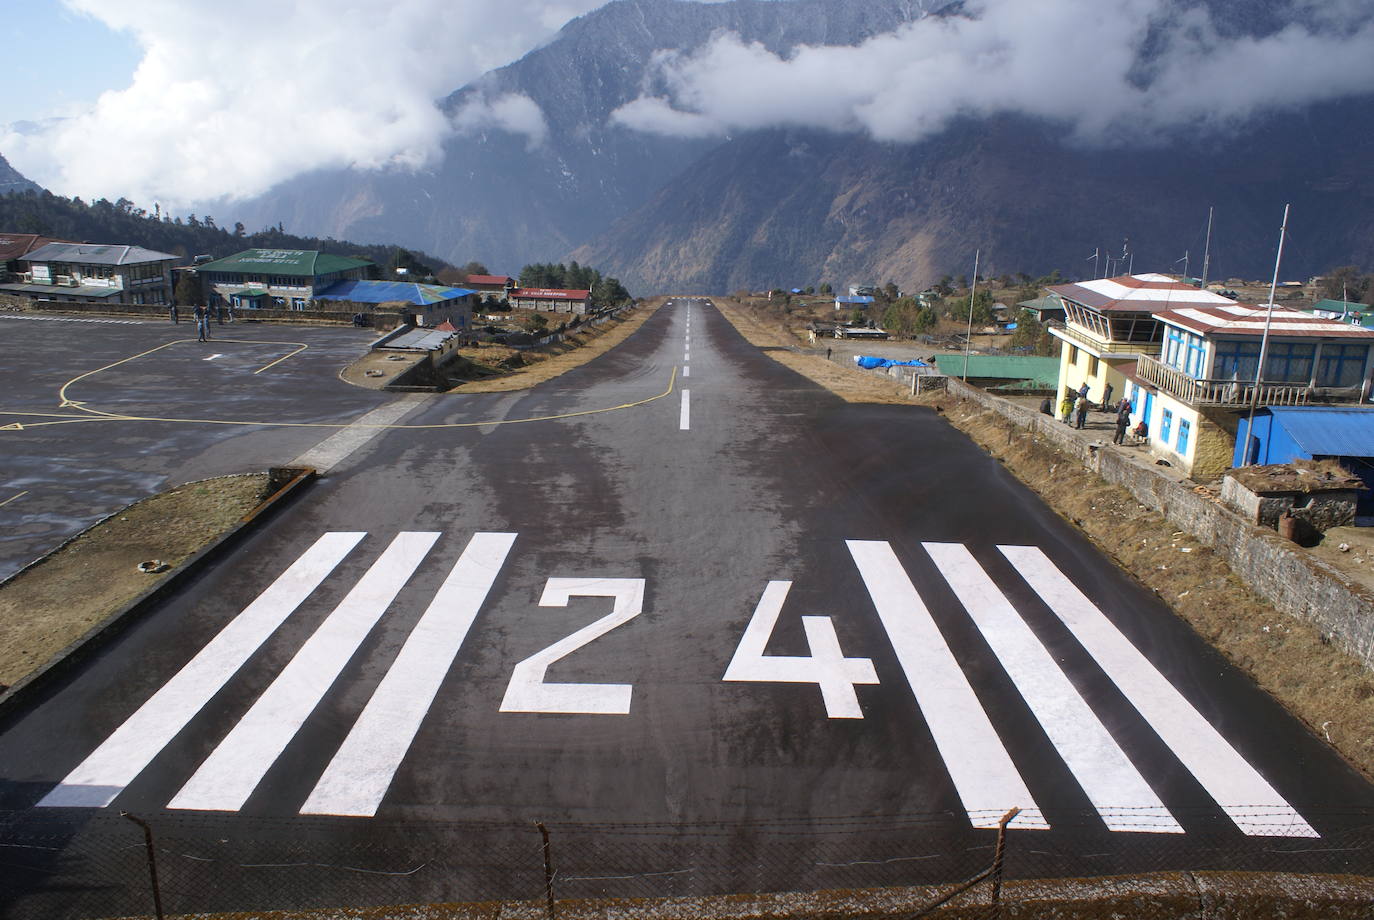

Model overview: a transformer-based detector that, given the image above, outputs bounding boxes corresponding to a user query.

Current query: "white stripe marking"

[168,532,440,812]
[39,533,364,808]
[683,365,690,378]
[680,389,691,430]
[846,540,1047,829]
[1000,545,1318,838]
[924,543,1181,833]
[292,394,430,473]
[204,353,224,361]
[301,532,516,816]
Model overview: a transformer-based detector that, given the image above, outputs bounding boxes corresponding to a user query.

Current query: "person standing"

[1113,400,1131,444]
[1059,392,1074,424]
[169,303,178,324]
[194,304,210,342]
[1075,396,1089,429]
[1101,382,1114,412]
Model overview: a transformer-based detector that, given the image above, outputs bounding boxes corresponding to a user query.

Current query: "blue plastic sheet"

[854,356,929,369]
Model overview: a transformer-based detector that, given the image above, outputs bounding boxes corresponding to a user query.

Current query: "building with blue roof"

[834,295,876,310]
[313,280,477,328]
[1236,406,1374,510]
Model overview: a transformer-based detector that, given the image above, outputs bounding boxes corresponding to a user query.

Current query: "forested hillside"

[0,189,451,273]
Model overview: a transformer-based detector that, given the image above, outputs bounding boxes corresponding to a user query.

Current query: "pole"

[963,249,980,382]
[537,822,556,920]
[1243,203,1291,465]
[1201,206,1214,288]
[121,812,164,920]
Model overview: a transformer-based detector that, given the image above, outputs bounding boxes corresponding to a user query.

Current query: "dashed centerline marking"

[680,389,691,430]
[683,366,690,378]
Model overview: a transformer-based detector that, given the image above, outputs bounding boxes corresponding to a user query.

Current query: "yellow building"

[1048,273,1241,412]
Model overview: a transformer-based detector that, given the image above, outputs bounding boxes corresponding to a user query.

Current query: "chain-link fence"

[3,807,1373,919]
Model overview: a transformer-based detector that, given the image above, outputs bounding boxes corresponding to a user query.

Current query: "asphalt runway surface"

[0,313,388,579]
[1,301,1372,916]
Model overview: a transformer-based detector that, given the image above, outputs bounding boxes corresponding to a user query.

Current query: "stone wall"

[946,377,1374,671]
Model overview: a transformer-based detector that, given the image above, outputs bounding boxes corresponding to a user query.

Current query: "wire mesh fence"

[2,807,1373,919]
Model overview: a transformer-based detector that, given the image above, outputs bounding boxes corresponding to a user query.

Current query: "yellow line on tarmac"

[25,367,679,433]
[254,342,308,374]
[0,490,28,508]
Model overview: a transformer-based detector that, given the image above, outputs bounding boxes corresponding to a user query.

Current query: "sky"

[5,0,1374,213]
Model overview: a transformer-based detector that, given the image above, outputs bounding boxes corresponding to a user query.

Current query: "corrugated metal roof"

[1264,406,1374,458]
[1049,274,1236,313]
[314,280,475,305]
[1157,304,1374,339]
[835,295,876,304]
[196,249,372,276]
[383,328,456,351]
[931,354,1059,386]
[0,281,124,299]
[21,241,178,265]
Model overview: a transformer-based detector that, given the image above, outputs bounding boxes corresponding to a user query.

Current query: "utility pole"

[1243,204,1291,465]
[963,249,980,382]
[1200,206,1214,288]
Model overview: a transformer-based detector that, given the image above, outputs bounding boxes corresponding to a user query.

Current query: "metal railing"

[1135,353,1313,407]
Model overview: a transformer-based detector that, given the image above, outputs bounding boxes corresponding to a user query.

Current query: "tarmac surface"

[1,301,1373,916]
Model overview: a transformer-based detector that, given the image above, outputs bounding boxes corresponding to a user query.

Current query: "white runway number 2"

[500,578,644,714]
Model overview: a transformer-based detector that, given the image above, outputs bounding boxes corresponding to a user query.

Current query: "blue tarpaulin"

[854,356,930,369]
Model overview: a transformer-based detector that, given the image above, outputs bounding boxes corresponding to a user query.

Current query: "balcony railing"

[1136,354,1318,407]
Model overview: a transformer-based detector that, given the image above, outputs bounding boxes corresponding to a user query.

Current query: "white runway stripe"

[847,540,1047,830]
[302,532,516,816]
[168,532,440,812]
[923,543,1182,834]
[680,389,691,430]
[1000,545,1318,838]
[683,365,690,378]
[39,532,365,809]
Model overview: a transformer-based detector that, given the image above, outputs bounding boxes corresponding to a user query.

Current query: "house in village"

[0,233,64,281]
[835,294,876,312]
[0,241,179,305]
[463,274,515,302]
[195,249,374,310]
[509,287,590,315]
[312,279,478,328]
[1047,272,1374,480]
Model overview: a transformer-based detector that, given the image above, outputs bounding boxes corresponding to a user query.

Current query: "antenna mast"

[1243,204,1291,465]
[963,249,980,382]
[1200,206,1214,287]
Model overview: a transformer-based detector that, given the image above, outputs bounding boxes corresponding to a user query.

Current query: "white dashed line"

[683,365,690,378]
[680,389,691,430]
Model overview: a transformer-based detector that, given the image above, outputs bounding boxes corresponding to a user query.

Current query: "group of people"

[1041,382,1148,445]
[169,303,231,342]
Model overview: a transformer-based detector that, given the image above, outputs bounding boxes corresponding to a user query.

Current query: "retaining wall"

[946,377,1374,672]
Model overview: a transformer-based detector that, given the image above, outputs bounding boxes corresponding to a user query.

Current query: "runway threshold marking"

[1001,545,1319,838]
[923,542,1182,834]
[38,532,364,809]
[846,540,1049,830]
[169,532,441,812]
[302,533,516,817]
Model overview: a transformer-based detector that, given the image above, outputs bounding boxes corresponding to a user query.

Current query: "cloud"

[453,93,551,150]
[610,0,1374,144]
[1,0,605,208]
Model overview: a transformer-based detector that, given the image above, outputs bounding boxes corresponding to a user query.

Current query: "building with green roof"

[197,249,374,310]
[932,354,1060,391]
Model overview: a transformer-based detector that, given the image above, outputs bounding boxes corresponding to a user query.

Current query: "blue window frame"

[1177,418,1190,455]
[1160,408,1173,442]
[1185,335,1206,377]
[1213,341,1260,380]
[1261,342,1315,383]
[1318,343,1369,387]
[1164,327,1207,377]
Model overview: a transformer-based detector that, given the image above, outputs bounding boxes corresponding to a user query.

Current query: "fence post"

[990,806,1020,914]
[537,822,556,920]
[120,812,164,920]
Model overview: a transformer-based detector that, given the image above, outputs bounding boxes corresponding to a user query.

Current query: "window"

[1160,408,1173,442]
[1069,345,1079,365]
[1177,418,1191,455]
[1213,341,1261,380]
[1262,342,1315,383]
[1318,344,1369,387]
[1164,327,1206,376]
[1089,355,1099,377]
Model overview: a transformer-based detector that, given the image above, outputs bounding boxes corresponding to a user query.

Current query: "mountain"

[0,153,40,196]
[222,0,947,272]
[571,101,1374,292]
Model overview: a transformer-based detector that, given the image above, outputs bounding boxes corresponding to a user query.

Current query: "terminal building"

[195,249,374,311]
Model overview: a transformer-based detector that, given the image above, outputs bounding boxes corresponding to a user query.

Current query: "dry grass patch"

[448,300,664,393]
[933,396,1374,778]
[0,474,272,690]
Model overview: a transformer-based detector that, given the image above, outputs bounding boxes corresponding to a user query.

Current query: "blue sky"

[7,3,141,126]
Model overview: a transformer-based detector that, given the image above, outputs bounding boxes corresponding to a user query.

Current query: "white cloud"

[1,0,605,208]
[610,0,1374,144]
[453,93,551,150]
